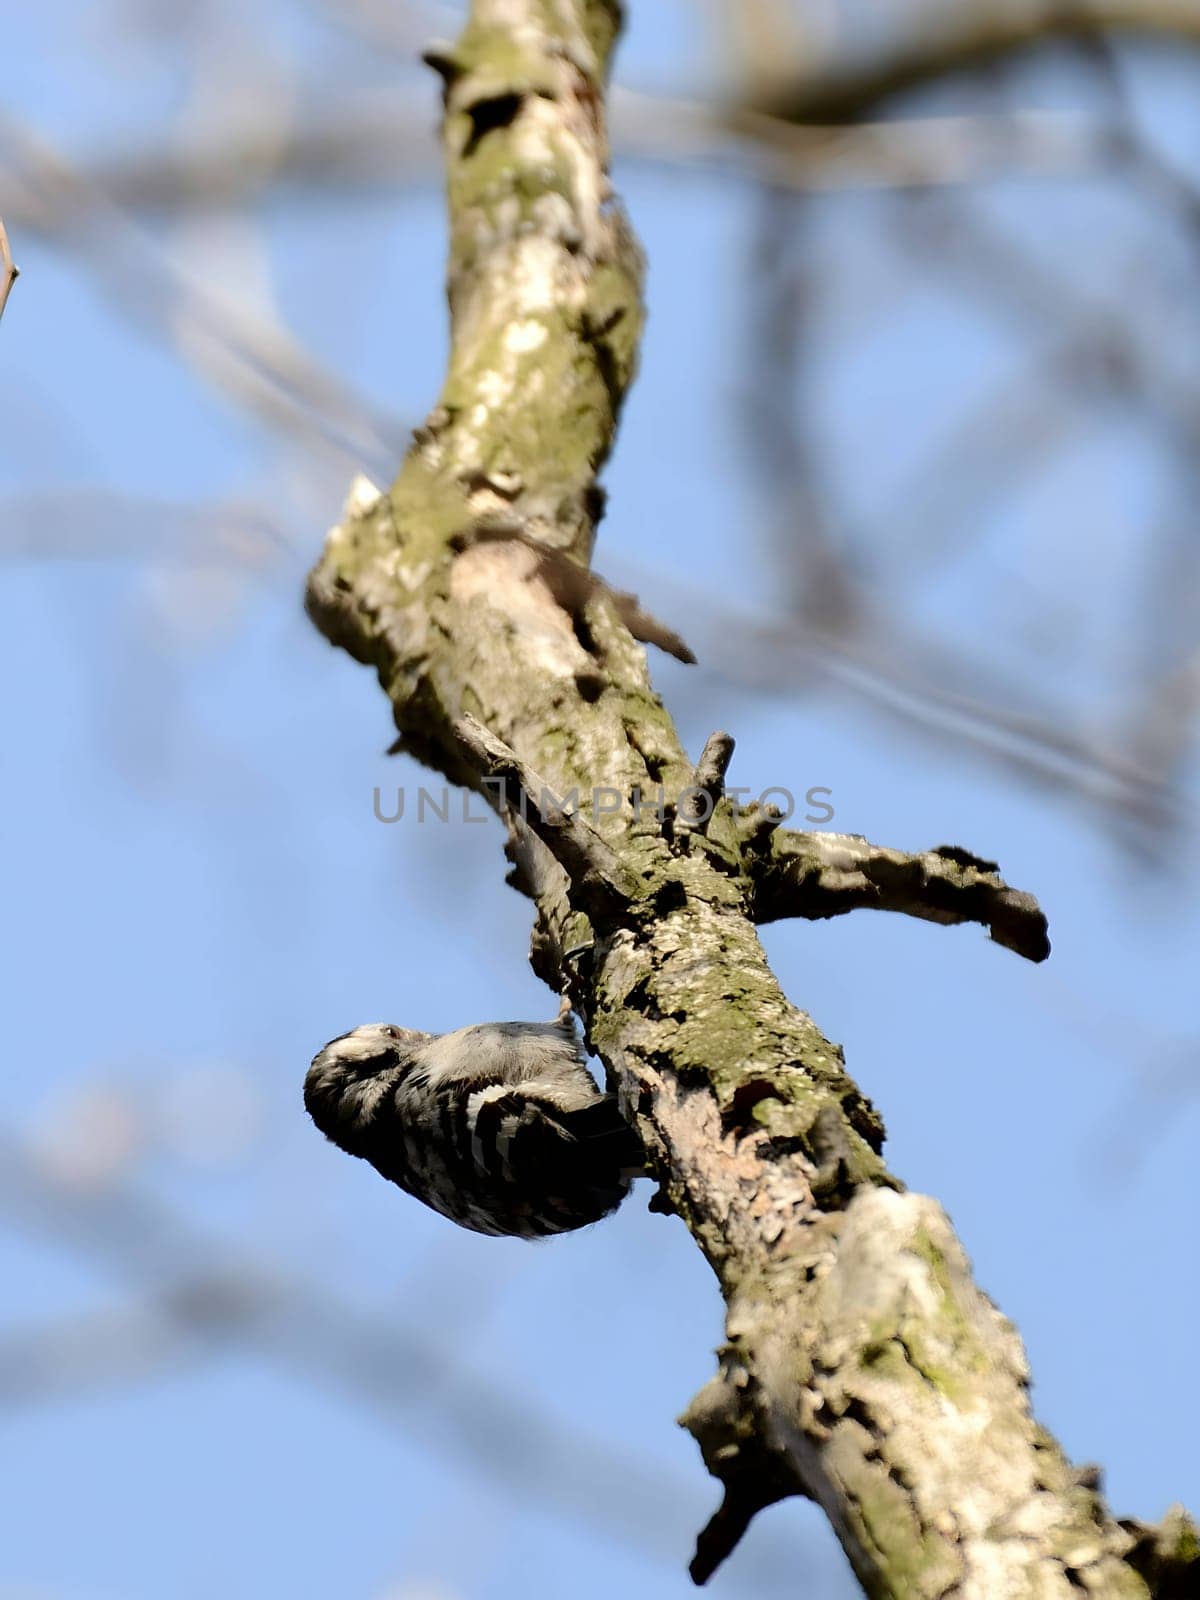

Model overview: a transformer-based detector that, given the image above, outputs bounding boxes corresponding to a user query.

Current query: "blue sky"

[2,4,1198,1598]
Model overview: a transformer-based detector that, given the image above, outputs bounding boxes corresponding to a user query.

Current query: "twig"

[677,730,736,835]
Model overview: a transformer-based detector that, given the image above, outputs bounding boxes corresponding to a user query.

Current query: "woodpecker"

[304,1016,643,1238]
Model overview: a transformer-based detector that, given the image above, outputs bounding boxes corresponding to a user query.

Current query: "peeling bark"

[305,2,1195,1594]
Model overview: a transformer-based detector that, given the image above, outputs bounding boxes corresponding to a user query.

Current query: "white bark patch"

[508,233,574,315]
[344,473,382,517]
[505,318,548,354]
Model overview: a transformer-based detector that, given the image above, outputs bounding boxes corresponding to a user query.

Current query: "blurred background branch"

[0,1125,807,1593]
[729,0,1200,120]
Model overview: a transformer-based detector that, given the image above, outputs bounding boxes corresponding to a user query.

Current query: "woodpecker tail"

[558,1094,645,1178]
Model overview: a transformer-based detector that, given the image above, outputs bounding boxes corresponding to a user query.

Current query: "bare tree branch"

[304,2,1190,1592]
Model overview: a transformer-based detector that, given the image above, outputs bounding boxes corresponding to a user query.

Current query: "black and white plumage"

[304,1017,643,1238]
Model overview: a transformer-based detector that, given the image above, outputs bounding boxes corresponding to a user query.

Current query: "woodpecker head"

[304,1023,431,1153]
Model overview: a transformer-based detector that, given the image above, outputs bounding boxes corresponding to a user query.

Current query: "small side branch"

[0,218,18,320]
[677,730,736,835]
[752,830,1050,962]
[679,1359,799,1584]
[453,715,640,918]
